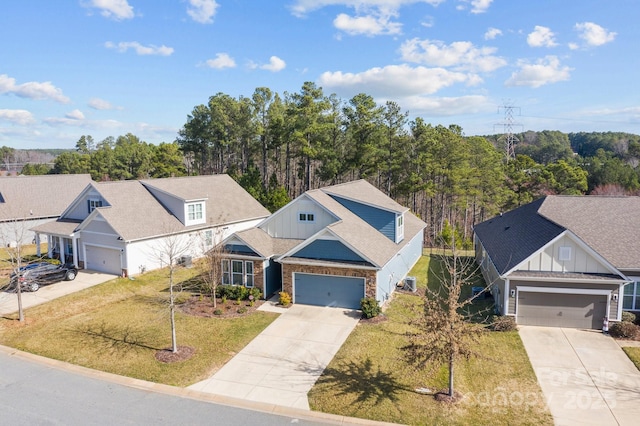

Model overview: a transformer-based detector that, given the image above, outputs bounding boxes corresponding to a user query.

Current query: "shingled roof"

[0,174,92,221]
[473,198,565,274]
[474,195,640,274]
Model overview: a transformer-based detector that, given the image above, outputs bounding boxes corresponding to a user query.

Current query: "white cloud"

[402,95,490,116]
[65,109,85,120]
[290,1,444,18]
[88,97,116,110]
[333,12,402,36]
[205,53,236,69]
[457,0,493,14]
[187,0,219,24]
[318,64,477,97]
[260,56,287,72]
[0,109,35,125]
[105,41,174,56]
[0,74,70,103]
[575,22,616,46]
[484,27,502,40]
[568,42,579,50]
[527,26,557,47]
[400,38,507,72]
[505,55,572,88]
[85,0,134,20]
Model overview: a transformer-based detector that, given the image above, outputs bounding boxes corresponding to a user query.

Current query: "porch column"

[47,235,53,258]
[72,236,78,268]
[59,236,65,264]
[35,234,41,257]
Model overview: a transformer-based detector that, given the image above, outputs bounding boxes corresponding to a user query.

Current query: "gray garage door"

[85,245,122,275]
[294,273,365,309]
[518,292,607,329]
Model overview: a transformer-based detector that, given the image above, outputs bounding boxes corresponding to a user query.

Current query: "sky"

[1,0,638,149]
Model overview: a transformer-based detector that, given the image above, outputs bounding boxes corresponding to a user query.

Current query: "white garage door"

[518,292,607,329]
[85,245,122,275]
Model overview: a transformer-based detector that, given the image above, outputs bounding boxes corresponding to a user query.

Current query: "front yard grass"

[308,254,553,425]
[0,266,277,387]
[623,347,640,370]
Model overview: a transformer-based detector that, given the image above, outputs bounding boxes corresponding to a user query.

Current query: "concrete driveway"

[188,303,361,410]
[0,270,118,316]
[519,326,640,426]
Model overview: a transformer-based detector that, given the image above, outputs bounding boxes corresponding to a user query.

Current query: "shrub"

[360,297,381,319]
[213,309,223,316]
[237,307,248,314]
[278,291,291,306]
[216,284,250,301]
[248,287,262,301]
[490,315,517,332]
[609,321,640,339]
[622,311,637,323]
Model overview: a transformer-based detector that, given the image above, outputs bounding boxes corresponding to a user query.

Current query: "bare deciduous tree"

[405,244,490,400]
[150,229,192,354]
[198,230,227,308]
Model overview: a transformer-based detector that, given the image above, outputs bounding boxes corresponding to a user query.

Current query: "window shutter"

[87,200,91,213]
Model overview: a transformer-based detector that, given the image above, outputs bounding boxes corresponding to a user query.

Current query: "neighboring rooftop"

[0,174,92,221]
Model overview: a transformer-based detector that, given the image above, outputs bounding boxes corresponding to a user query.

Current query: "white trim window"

[88,199,102,213]
[221,258,255,287]
[222,259,230,285]
[298,212,315,223]
[623,281,640,311]
[396,213,404,242]
[188,203,203,221]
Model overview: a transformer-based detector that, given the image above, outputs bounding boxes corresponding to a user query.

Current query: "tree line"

[10,82,640,247]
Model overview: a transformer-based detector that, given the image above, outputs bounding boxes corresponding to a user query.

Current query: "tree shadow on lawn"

[72,320,162,354]
[312,357,413,407]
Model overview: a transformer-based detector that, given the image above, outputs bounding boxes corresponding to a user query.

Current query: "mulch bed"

[179,295,265,319]
[155,345,195,363]
[359,314,388,324]
[434,389,463,403]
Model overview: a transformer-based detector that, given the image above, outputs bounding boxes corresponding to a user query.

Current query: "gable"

[515,232,617,275]
[82,213,118,236]
[290,238,370,265]
[62,186,109,221]
[330,195,396,241]
[260,195,337,239]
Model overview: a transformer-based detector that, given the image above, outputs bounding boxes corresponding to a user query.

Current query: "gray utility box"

[405,276,417,292]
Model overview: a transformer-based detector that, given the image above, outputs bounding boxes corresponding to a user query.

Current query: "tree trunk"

[448,350,454,396]
[169,267,177,353]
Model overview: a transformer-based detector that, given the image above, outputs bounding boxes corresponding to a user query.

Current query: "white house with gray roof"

[221,179,426,308]
[474,195,640,329]
[0,174,92,246]
[32,175,270,276]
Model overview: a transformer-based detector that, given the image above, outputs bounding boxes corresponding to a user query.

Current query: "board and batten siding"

[474,237,507,315]
[261,197,336,239]
[331,196,396,242]
[520,234,610,274]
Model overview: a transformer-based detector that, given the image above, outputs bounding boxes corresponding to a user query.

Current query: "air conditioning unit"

[405,276,417,292]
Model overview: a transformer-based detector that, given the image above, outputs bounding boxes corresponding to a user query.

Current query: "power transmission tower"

[494,102,523,162]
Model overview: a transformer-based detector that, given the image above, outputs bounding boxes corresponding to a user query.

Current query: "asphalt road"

[0,350,329,426]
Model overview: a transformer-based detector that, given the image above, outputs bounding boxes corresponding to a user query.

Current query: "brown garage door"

[517,292,606,329]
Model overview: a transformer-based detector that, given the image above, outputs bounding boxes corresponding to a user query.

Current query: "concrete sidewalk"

[0,270,117,316]
[519,326,640,426]
[189,303,361,410]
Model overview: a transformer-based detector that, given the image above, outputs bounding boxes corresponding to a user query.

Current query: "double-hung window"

[221,259,255,287]
[623,281,640,311]
[188,203,203,221]
[299,212,315,222]
[88,199,102,213]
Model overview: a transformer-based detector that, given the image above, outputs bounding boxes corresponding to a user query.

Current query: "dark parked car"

[8,263,78,292]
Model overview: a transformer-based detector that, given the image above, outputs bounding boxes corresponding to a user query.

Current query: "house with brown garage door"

[31,175,270,276]
[474,196,640,329]
[220,179,427,309]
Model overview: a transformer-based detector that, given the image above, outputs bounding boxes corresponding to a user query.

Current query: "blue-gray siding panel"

[294,239,366,263]
[330,196,396,241]
[294,273,365,309]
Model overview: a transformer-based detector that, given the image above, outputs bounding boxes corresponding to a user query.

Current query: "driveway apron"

[519,326,640,426]
[188,304,361,410]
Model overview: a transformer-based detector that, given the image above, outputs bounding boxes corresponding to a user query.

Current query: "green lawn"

[623,347,640,370]
[0,266,277,386]
[308,255,553,425]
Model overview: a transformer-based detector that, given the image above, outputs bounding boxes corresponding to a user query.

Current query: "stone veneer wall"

[281,263,377,300]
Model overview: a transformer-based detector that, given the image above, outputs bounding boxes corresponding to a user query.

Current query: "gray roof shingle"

[0,174,92,221]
